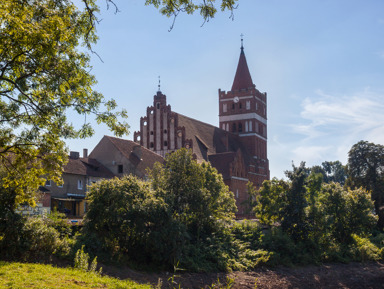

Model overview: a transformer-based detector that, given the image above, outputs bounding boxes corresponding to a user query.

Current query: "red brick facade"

[134,43,270,218]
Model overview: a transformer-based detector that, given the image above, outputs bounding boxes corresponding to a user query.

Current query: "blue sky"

[67,0,384,179]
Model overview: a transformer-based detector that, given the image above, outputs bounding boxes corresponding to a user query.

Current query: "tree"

[0,0,129,206]
[347,140,384,230]
[148,148,236,239]
[310,161,347,185]
[145,0,239,29]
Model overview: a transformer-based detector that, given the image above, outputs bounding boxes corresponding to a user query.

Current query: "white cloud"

[272,88,384,173]
[294,88,384,145]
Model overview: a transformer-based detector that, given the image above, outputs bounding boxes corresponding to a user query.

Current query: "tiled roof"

[64,157,115,178]
[231,47,254,91]
[177,114,253,165]
[105,136,164,171]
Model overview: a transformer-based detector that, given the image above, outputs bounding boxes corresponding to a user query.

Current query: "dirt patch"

[101,262,384,289]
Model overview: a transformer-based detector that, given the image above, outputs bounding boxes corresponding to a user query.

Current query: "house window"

[245,121,248,132]
[150,142,154,148]
[45,180,51,187]
[238,123,243,132]
[222,123,225,130]
[150,131,154,135]
[223,103,227,112]
[164,129,167,134]
[78,180,83,190]
[239,102,242,109]
[118,165,123,174]
[249,121,252,132]
[232,123,236,132]
[226,123,229,131]
[246,100,250,110]
[164,141,168,146]
[156,102,160,109]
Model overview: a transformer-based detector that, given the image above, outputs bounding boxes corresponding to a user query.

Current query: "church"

[133,41,270,218]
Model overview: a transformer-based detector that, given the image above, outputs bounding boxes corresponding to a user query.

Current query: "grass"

[0,261,153,289]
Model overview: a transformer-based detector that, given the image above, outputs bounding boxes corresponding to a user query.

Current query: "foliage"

[83,175,180,267]
[0,261,152,289]
[310,161,347,185]
[145,0,239,29]
[74,245,101,274]
[149,148,236,238]
[0,0,129,207]
[0,210,74,261]
[252,162,378,265]
[83,150,239,271]
[46,209,72,238]
[346,140,384,230]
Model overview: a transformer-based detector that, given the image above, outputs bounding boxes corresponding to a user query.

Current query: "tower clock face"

[233,96,239,103]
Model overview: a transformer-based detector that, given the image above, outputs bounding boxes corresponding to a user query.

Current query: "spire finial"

[240,33,244,50]
[158,76,161,92]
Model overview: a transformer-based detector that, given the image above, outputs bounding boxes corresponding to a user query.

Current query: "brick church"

[134,41,270,218]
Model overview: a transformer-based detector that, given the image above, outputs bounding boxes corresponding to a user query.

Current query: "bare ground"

[101,261,384,289]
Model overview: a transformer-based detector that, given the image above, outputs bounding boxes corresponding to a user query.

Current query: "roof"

[64,157,115,178]
[231,46,254,91]
[176,113,252,165]
[104,135,164,171]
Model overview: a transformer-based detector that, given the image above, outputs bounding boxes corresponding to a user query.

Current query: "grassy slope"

[0,262,153,289]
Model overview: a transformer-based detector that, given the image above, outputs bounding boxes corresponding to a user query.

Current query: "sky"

[67,0,384,179]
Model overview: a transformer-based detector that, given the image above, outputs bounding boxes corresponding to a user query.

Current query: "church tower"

[218,39,269,182]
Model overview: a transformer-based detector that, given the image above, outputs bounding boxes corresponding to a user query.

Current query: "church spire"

[231,36,254,91]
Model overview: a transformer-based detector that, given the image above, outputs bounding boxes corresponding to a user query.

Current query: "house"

[89,135,164,178]
[48,150,115,217]
[133,41,270,218]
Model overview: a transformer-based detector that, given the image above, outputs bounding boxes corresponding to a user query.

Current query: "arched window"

[238,123,243,132]
[232,123,236,132]
[245,122,248,132]
[249,121,252,132]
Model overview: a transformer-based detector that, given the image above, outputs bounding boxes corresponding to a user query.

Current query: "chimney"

[83,148,88,158]
[69,151,79,159]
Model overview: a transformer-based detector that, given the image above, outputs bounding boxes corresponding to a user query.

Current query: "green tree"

[346,140,384,230]
[83,175,180,265]
[149,148,236,239]
[0,0,129,206]
[310,161,347,185]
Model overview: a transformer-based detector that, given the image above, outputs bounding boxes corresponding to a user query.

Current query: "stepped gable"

[64,157,115,178]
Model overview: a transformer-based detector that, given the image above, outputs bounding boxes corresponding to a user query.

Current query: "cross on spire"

[240,33,244,50]
[157,76,161,92]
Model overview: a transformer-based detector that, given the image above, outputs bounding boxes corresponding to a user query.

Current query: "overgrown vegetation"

[1,143,384,273]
